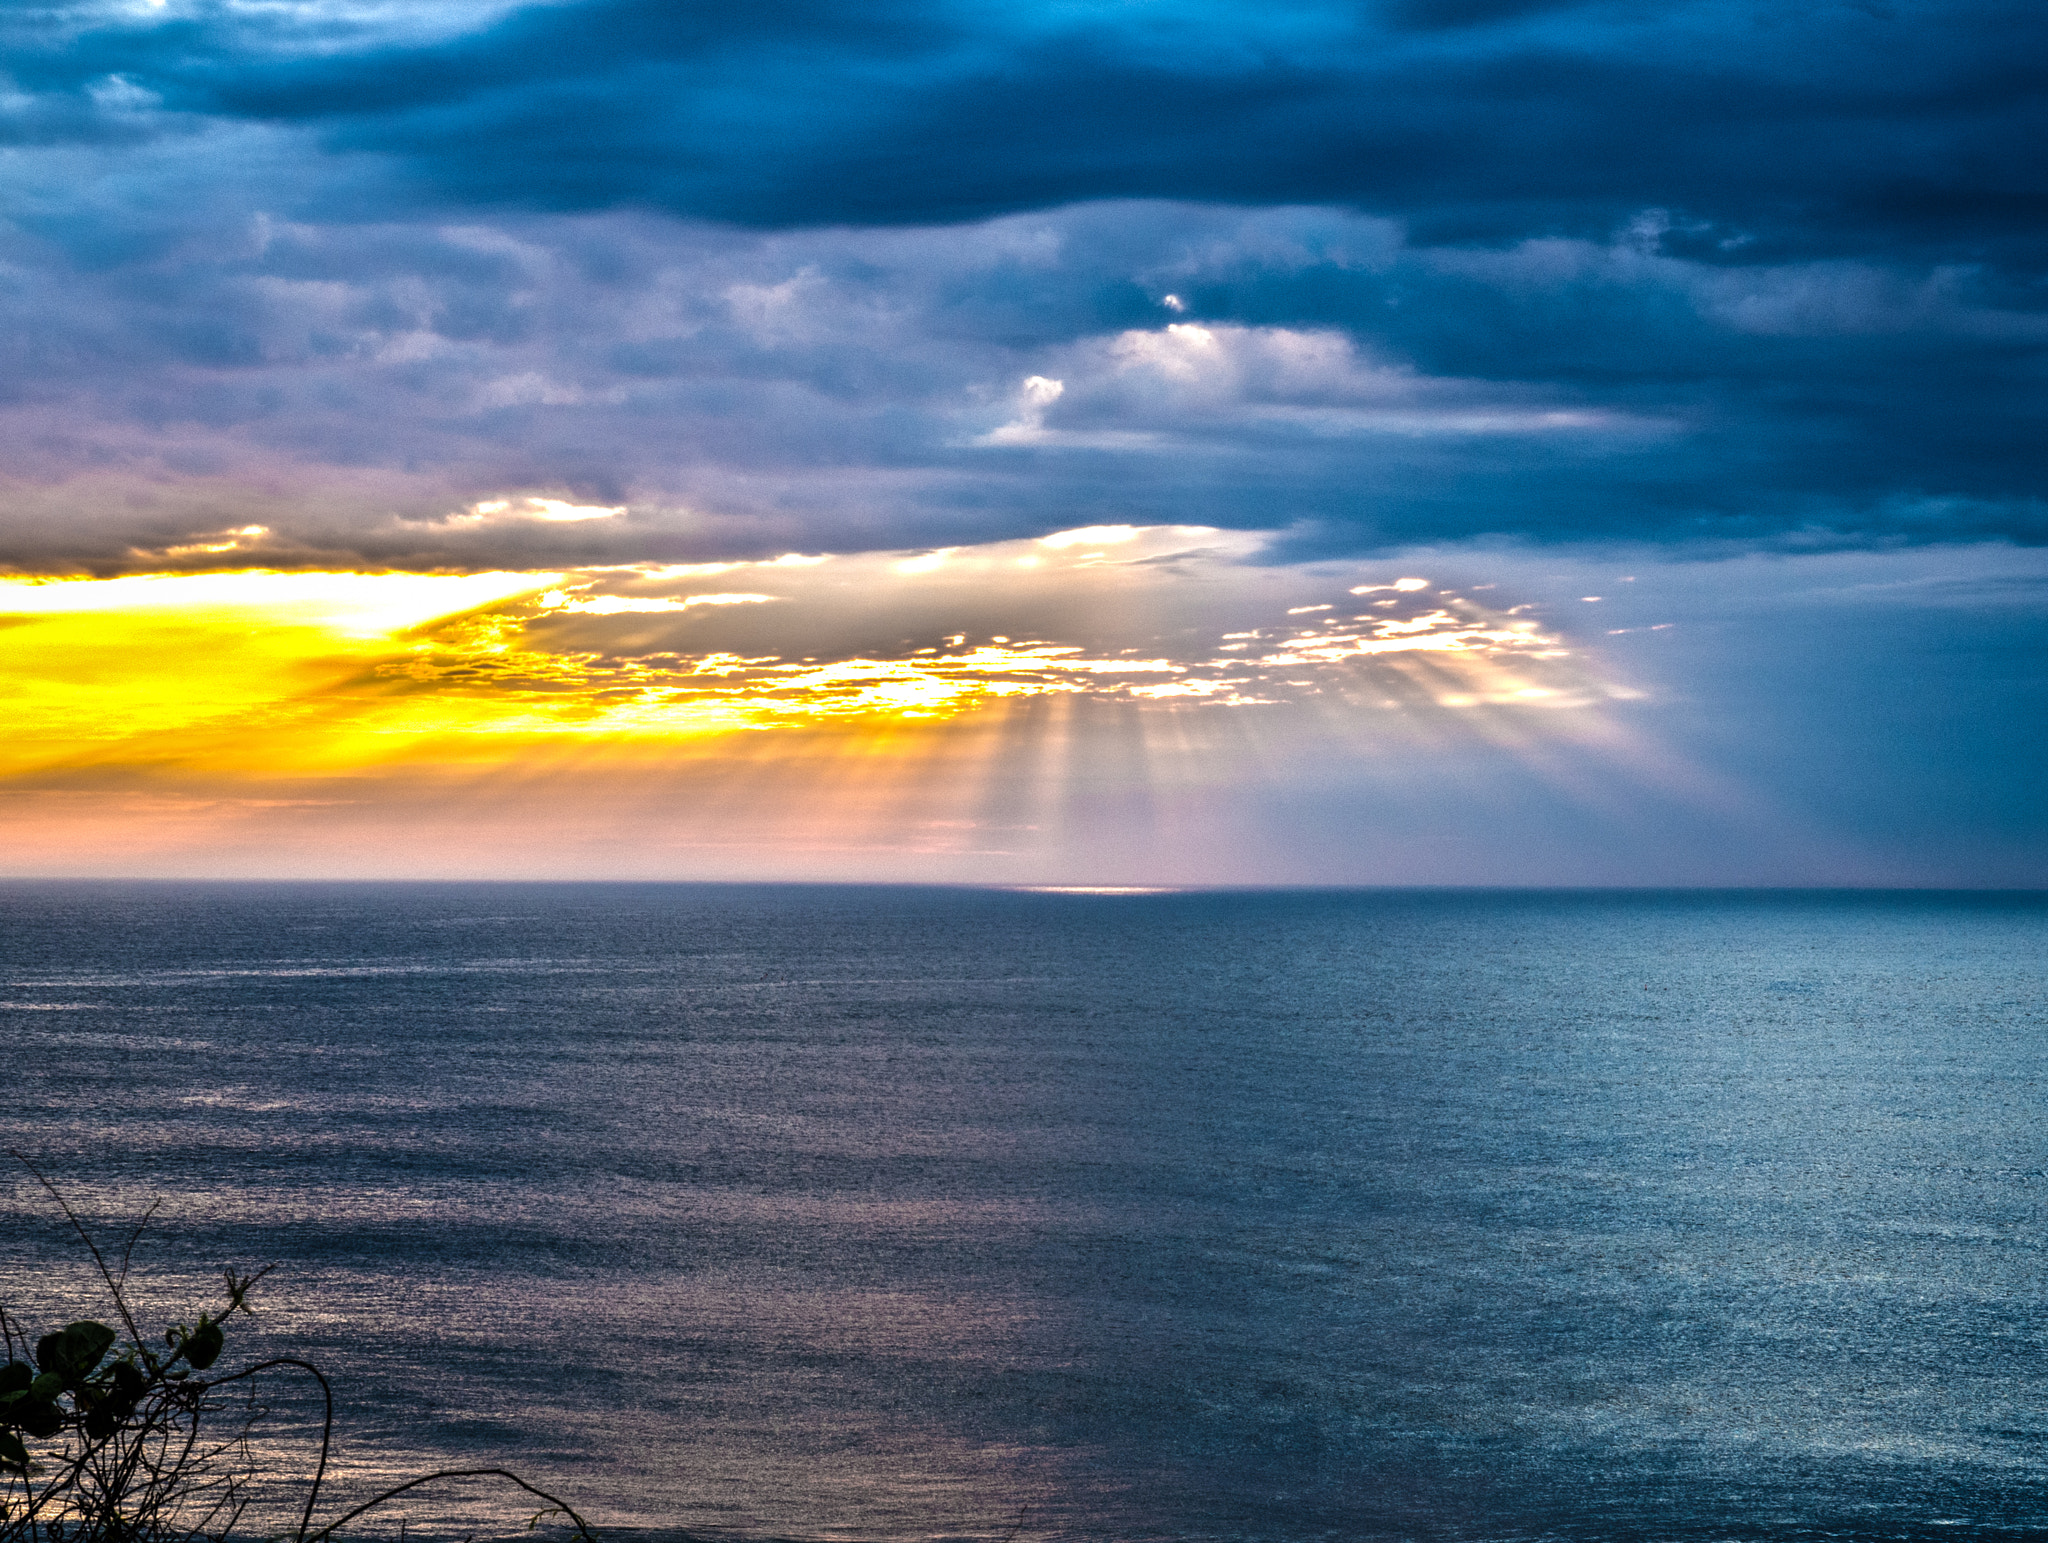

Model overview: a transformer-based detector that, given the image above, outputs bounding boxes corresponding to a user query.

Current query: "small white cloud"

[541,591,781,615]
[526,498,624,523]
[978,376,1067,445]
[725,267,827,342]
[153,524,272,560]
[1039,525,1142,549]
[441,496,623,528]
[476,373,621,408]
[87,74,162,111]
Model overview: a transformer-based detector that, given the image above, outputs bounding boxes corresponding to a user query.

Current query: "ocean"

[2,883,2044,1542]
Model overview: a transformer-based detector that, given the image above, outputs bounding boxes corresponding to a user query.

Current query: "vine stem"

[206,1357,334,1543]
[10,1151,145,1351]
[298,1467,597,1543]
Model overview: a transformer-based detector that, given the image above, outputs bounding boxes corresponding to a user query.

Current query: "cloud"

[977,322,1640,443]
[473,523,1628,724]
[409,496,625,529]
[9,0,2044,262]
[0,3,2040,570]
[2,199,2044,575]
[540,590,781,615]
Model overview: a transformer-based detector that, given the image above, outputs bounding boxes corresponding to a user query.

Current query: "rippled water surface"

[3,884,2045,1542]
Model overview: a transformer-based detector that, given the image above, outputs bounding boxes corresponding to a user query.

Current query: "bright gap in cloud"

[0,525,1641,789]
[0,568,550,634]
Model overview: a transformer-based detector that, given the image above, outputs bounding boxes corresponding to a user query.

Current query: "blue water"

[3,884,2046,1542]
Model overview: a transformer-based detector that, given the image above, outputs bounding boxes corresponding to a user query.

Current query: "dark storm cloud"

[0,0,2042,571]
[10,0,2047,260]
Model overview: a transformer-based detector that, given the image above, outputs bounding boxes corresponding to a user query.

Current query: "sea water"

[2,884,2044,1542]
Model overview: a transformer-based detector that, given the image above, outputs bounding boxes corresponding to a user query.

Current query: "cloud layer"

[12,0,2046,253]
[3,196,2043,573]
[0,1,2040,571]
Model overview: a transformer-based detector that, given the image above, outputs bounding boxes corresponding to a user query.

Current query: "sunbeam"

[0,525,1788,881]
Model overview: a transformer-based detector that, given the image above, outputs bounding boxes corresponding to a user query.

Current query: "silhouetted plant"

[2,1155,594,1543]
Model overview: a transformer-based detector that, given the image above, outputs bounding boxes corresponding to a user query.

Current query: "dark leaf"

[19,1401,63,1439]
[63,1322,117,1373]
[0,1362,31,1395]
[37,1322,116,1380]
[183,1322,225,1371]
[0,1430,27,1474]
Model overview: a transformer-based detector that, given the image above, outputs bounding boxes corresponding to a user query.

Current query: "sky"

[1,0,2043,884]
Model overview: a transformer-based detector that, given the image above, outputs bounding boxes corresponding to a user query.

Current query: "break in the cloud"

[0,524,1620,772]
[0,525,1670,882]
[5,528,2042,884]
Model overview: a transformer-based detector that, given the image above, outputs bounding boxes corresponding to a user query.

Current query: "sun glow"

[0,569,548,631]
[0,570,555,769]
[0,529,1633,767]
[0,526,1668,878]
